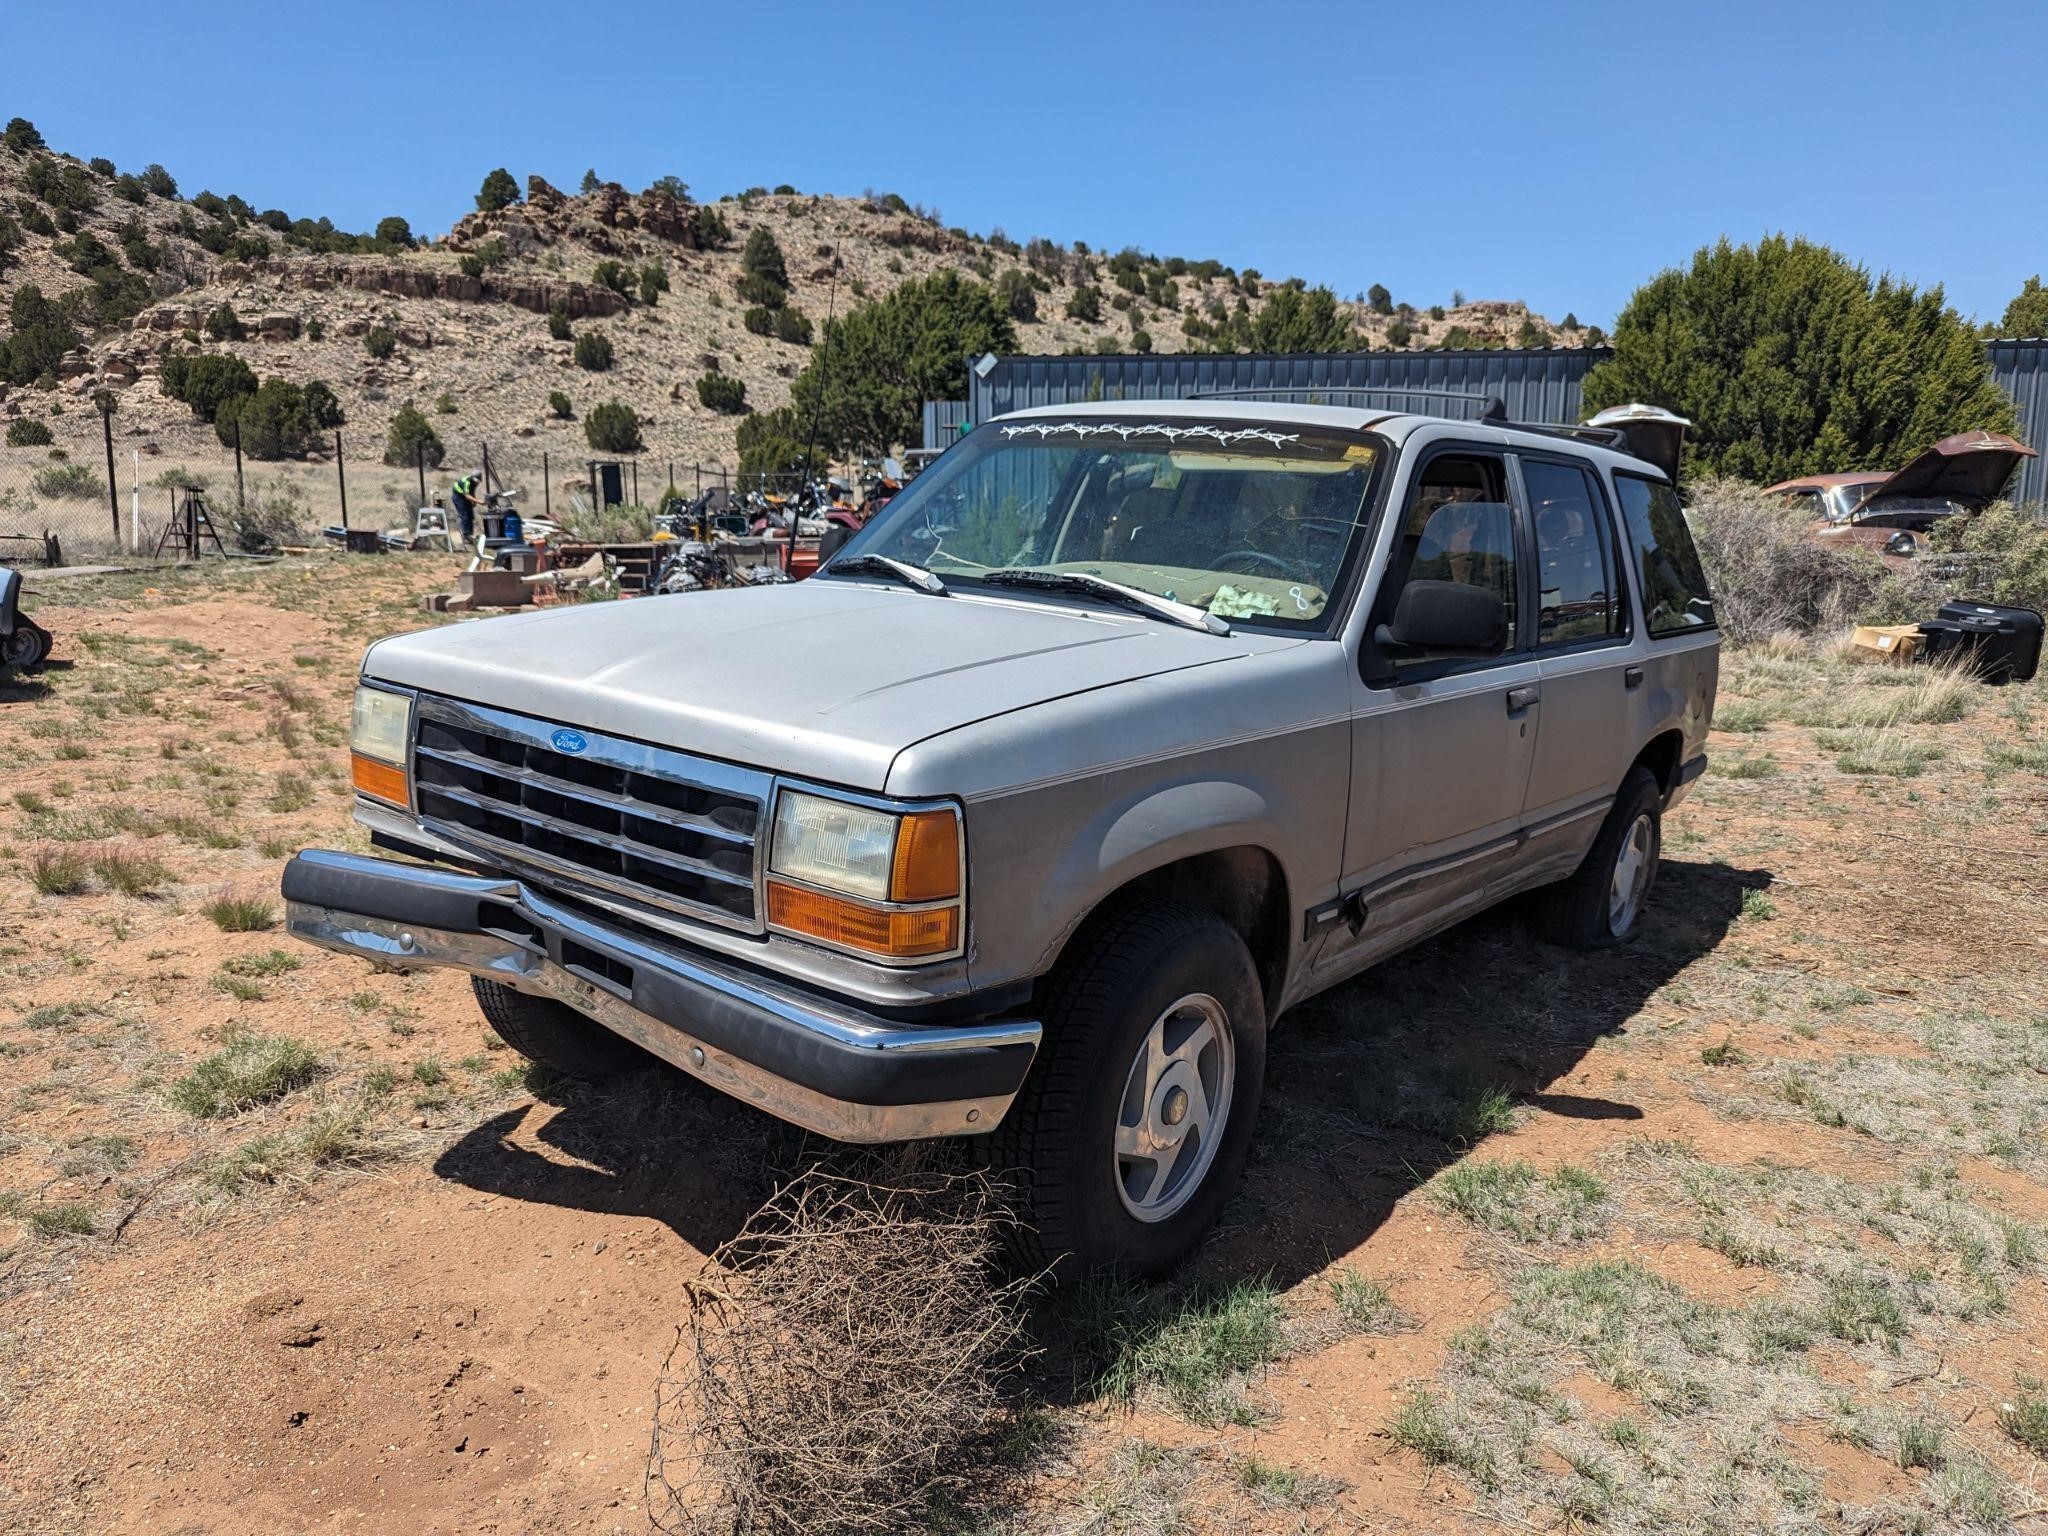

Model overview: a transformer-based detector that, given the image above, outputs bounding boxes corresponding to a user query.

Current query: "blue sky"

[5,0,2043,328]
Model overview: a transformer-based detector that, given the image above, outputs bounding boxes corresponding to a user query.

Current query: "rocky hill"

[0,125,1591,534]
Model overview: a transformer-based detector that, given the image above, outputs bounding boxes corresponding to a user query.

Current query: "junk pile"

[1849,601,2042,684]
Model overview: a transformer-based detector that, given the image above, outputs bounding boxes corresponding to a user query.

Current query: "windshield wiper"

[979,569,1230,635]
[825,554,948,596]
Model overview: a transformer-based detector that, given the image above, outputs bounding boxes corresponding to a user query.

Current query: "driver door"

[1309,445,1542,983]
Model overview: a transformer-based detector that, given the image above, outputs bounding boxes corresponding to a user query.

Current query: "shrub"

[1385,319,1413,348]
[205,303,245,342]
[475,167,519,213]
[363,324,397,359]
[0,285,81,385]
[995,267,1038,323]
[546,390,572,419]
[1065,284,1102,323]
[692,205,731,248]
[1130,328,1153,354]
[140,162,177,197]
[1586,235,2015,483]
[32,463,100,499]
[639,261,669,306]
[457,252,485,279]
[4,118,46,153]
[384,401,445,467]
[374,214,413,248]
[648,1168,1026,1536]
[215,378,337,459]
[696,373,747,414]
[592,258,633,297]
[202,893,278,932]
[547,301,572,341]
[6,417,53,447]
[584,399,643,452]
[573,331,613,372]
[159,353,257,422]
[774,307,813,345]
[1683,476,1886,643]
[741,225,789,295]
[743,305,774,336]
[224,474,310,551]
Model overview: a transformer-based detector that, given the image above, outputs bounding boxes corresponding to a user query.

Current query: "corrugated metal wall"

[1988,339,2048,511]
[927,342,2048,515]
[948,348,1605,447]
[920,399,974,451]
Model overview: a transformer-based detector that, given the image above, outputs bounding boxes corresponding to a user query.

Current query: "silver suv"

[284,399,1717,1273]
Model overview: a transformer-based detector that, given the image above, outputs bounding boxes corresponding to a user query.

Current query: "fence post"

[481,441,494,499]
[335,429,348,530]
[631,458,639,507]
[100,399,121,547]
[543,451,550,523]
[416,441,427,508]
[233,418,245,515]
[588,460,597,511]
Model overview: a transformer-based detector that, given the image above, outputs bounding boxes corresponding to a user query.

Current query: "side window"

[1523,458,1622,646]
[1374,452,1517,671]
[1614,474,1717,636]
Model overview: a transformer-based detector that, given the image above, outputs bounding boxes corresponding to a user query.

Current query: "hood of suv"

[365,577,1294,790]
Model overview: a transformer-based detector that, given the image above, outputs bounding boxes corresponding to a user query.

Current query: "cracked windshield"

[853,419,1382,626]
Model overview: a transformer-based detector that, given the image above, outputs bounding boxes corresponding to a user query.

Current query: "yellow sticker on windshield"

[1342,444,1376,463]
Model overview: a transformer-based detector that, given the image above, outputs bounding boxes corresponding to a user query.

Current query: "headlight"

[349,685,412,806]
[767,790,963,961]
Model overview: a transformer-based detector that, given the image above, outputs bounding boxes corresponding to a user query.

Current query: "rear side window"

[1523,458,1622,646]
[1614,474,1716,636]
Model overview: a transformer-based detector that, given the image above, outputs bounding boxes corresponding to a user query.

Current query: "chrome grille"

[411,696,769,931]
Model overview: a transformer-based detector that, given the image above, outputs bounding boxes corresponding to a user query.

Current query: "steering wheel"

[1213,548,1305,581]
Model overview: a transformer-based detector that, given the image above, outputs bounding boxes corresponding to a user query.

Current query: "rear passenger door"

[1517,454,1634,869]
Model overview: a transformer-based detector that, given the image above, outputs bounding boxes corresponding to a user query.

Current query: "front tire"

[471,976,650,1079]
[2,622,50,670]
[1530,765,1662,950]
[990,901,1266,1277]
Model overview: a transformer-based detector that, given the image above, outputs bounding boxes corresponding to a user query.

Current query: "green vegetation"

[739,225,789,309]
[1432,1160,1611,1242]
[0,284,83,385]
[170,1028,322,1117]
[695,372,747,414]
[374,214,413,248]
[546,390,572,420]
[546,301,572,341]
[573,331,614,372]
[789,268,1015,455]
[1999,274,2048,338]
[201,894,278,932]
[5,416,53,447]
[205,303,245,341]
[1585,235,2015,482]
[583,398,643,452]
[364,324,397,360]
[475,167,519,213]
[384,401,445,467]
[159,352,257,421]
[215,377,343,459]
[1083,1276,1286,1426]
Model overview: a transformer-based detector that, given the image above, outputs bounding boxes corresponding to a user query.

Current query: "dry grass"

[648,1164,1034,1535]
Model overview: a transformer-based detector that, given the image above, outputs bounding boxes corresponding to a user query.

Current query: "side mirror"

[1376,580,1506,655]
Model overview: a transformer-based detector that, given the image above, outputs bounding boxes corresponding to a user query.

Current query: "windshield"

[835,418,1385,629]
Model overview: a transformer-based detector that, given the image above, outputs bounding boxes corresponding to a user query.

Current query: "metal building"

[1988,339,2048,511]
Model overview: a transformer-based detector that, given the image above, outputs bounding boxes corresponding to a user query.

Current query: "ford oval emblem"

[550,729,588,755]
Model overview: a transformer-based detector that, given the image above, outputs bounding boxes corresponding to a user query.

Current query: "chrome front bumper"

[281,849,1040,1142]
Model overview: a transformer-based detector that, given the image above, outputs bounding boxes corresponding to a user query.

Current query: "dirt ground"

[1,557,2045,1535]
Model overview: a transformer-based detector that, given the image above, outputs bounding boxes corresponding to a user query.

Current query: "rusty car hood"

[1855,431,2037,513]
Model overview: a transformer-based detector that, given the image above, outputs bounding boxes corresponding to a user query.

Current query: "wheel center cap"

[1162,1086,1189,1127]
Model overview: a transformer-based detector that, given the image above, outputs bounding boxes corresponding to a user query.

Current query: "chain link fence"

[0,414,740,563]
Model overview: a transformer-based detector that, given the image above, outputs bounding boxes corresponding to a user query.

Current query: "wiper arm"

[980,569,1230,635]
[824,553,948,596]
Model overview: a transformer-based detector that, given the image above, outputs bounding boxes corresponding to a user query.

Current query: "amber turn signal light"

[768,880,960,959]
[350,751,408,807]
[890,810,961,903]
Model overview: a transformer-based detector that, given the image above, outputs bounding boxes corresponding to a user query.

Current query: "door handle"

[1505,685,1540,714]
[1624,665,1645,690]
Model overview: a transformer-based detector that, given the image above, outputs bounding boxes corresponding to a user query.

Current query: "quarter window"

[1614,474,1717,636]
[1523,459,1621,646]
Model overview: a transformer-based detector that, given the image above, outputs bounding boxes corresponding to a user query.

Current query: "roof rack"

[1188,385,1634,445]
